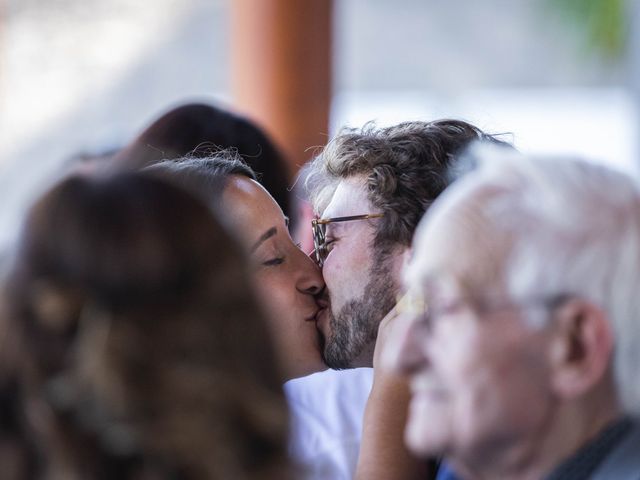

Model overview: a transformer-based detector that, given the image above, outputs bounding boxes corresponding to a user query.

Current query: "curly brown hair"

[307,119,511,249]
[0,172,291,480]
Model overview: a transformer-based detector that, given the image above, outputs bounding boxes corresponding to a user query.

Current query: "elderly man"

[386,147,640,480]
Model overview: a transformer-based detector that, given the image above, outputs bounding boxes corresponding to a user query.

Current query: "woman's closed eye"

[262,256,285,267]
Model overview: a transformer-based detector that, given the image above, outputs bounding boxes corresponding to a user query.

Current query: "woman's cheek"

[251,270,291,323]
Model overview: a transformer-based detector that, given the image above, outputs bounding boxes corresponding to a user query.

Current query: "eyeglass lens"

[313,221,327,265]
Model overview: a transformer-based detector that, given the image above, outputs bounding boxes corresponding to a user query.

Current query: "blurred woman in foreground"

[0,172,290,480]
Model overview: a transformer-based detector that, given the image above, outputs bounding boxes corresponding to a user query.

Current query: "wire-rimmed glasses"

[311,213,384,267]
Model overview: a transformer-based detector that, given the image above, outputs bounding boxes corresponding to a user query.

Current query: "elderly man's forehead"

[402,265,462,301]
[403,227,469,295]
[405,184,511,296]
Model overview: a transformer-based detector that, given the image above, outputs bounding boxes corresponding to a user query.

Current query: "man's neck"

[449,393,621,480]
[349,341,376,368]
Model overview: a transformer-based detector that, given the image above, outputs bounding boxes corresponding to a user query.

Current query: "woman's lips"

[306,308,321,322]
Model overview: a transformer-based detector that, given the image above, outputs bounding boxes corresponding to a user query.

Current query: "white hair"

[437,144,640,417]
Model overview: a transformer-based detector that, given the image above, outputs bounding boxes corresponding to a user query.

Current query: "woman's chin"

[284,355,326,381]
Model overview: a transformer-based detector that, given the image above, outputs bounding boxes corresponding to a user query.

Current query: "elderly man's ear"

[547,299,614,399]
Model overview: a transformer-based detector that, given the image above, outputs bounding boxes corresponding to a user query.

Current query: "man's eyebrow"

[325,221,346,234]
[251,227,277,253]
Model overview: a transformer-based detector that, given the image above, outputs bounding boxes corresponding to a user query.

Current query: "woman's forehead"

[222,176,286,246]
[224,177,283,215]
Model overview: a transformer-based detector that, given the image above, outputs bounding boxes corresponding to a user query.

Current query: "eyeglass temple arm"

[313,213,384,225]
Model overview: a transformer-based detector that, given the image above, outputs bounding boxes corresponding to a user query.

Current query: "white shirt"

[284,368,374,480]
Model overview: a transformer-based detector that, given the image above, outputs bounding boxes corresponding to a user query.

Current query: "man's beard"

[323,252,397,369]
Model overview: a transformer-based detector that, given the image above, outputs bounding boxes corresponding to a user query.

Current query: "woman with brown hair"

[145,155,326,381]
[0,172,291,480]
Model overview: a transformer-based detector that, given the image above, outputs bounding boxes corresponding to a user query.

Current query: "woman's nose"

[296,250,324,295]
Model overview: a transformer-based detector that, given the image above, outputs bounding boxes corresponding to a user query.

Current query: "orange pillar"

[0,0,4,108]
[231,0,333,178]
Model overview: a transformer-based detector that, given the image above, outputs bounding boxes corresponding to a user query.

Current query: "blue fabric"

[435,463,460,480]
[546,417,632,480]
[432,418,640,480]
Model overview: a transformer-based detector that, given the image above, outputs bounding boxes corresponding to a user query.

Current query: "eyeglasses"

[395,289,573,332]
[311,213,384,267]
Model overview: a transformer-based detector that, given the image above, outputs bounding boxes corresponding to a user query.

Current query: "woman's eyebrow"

[251,227,277,253]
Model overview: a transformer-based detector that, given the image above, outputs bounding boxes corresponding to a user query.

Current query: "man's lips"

[315,307,328,329]
[316,296,329,309]
[314,294,330,328]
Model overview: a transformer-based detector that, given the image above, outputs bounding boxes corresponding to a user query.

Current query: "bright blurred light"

[332,88,638,178]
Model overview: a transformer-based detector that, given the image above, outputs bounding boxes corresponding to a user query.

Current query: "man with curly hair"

[307,119,506,371]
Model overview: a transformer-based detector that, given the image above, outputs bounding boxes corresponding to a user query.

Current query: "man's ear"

[388,245,412,274]
[548,299,614,399]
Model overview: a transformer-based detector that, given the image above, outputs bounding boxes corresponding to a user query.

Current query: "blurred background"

[1,0,638,251]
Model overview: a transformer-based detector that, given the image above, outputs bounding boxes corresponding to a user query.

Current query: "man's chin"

[323,346,350,370]
[322,335,355,370]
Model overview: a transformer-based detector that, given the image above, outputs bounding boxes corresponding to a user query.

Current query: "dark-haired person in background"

[306,120,511,480]
[112,102,293,220]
